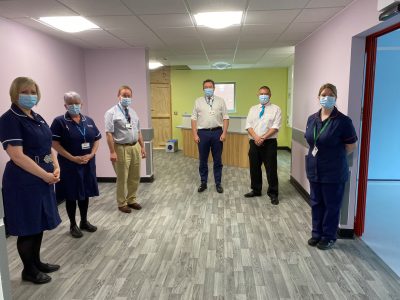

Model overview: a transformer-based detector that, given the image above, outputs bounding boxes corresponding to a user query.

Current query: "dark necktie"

[124,107,131,123]
[259,105,265,118]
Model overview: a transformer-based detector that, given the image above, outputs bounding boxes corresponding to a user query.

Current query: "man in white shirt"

[191,79,229,193]
[244,86,282,205]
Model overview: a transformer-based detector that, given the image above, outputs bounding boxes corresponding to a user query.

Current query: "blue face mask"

[18,94,38,109]
[320,96,336,109]
[120,97,132,107]
[204,88,214,97]
[259,95,270,105]
[67,104,81,115]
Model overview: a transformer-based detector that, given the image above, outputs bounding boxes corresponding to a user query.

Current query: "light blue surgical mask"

[320,96,336,109]
[67,104,81,116]
[259,95,270,105]
[120,97,132,107]
[204,88,214,97]
[18,94,38,109]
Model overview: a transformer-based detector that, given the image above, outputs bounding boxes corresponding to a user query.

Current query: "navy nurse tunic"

[50,113,101,201]
[0,104,61,236]
[305,107,358,183]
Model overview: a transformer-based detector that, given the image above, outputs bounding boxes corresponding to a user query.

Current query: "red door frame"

[354,22,400,236]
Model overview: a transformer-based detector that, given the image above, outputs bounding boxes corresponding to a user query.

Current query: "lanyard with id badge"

[119,104,133,129]
[206,97,215,116]
[312,119,331,157]
[75,122,90,150]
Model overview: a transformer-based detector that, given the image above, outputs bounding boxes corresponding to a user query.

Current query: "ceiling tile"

[237,40,275,49]
[0,0,76,18]
[197,26,240,43]
[187,0,247,13]
[140,14,193,28]
[73,30,130,48]
[240,24,288,42]
[234,48,267,63]
[295,7,344,22]
[121,0,187,14]
[306,0,353,8]
[245,10,300,24]
[58,0,131,16]
[248,0,309,10]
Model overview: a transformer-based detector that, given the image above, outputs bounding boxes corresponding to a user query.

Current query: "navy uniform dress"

[305,107,357,241]
[0,104,61,236]
[50,113,101,201]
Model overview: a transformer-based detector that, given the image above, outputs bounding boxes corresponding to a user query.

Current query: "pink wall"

[291,0,380,188]
[0,17,86,171]
[84,48,150,177]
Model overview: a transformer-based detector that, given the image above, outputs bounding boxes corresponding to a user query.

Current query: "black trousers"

[248,138,279,197]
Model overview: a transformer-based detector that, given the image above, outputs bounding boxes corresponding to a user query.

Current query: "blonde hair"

[117,85,132,97]
[9,77,41,104]
[318,83,337,98]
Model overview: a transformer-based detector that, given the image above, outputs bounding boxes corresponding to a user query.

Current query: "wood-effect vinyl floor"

[6,150,400,299]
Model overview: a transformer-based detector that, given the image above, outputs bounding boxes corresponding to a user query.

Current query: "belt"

[198,127,222,131]
[116,142,137,146]
[28,154,53,164]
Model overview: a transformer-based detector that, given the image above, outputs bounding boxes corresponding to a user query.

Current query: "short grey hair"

[64,91,81,103]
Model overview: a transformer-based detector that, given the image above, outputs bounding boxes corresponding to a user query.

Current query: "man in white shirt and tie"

[244,86,282,205]
[191,79,229,193]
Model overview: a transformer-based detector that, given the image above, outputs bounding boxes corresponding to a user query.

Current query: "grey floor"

[6,150,400,299]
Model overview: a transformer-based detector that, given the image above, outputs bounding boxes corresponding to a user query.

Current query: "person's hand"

[73,156,88,165]
[42,172,60,184]
[254,136,263,146]
[220,133,226,142]
[193,134,200,144]
[141,147,146,159]
[82,154,93,163]
[110,151,117,162]
[53,166,60,180]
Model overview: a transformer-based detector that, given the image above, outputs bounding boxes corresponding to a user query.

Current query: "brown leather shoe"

[127,203,142,210]
[118,205,132,213]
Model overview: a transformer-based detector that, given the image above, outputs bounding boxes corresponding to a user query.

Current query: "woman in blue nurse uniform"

[305,83,357,250]
[51,92,101,238]
[0,77,61,284]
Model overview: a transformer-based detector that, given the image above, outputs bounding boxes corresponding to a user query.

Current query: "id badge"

[125,123,132,129]
[209,110,215,116]
[81,142,90,150]
[312,146,318,157]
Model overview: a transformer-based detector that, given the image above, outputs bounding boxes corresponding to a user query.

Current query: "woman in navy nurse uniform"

[50,92,101,238]
[305,83,357,250]
[0,77,61,284]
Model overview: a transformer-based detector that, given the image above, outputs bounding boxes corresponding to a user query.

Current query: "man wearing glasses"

[105,85,146,213]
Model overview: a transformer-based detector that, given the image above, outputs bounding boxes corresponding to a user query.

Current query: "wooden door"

[151,83,171,148]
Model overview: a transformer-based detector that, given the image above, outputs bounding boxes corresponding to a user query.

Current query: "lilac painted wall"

[84,48,150,177]
[291,0,380,189]
[0,17,86,172]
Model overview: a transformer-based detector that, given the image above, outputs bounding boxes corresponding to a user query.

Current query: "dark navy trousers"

[310,181,345,241]
[197,128,223,185]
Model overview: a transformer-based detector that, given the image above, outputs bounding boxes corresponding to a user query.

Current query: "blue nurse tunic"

[0,104,61,236]
[50,113,101,201]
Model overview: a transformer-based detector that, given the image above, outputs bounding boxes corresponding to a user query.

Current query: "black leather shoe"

[307,237,320,247]
[244,191,261,198]
[80,221,97,232]
[270,196,279,205]
[198,183,207,193]
[36,263,60,273]
[70,224,83,238]
[22,270,51,284]
[317,239,335,250]
[216,184,223,193]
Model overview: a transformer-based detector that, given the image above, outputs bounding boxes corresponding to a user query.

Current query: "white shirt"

[104,104,140,144]
[191,95,229,129]
[245,102,282,139]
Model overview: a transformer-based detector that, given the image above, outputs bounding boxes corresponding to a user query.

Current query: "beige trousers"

[113,143,141,207]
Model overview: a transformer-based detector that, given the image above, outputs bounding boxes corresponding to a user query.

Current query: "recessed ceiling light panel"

[194,11,243,29]
[38,16,99,33]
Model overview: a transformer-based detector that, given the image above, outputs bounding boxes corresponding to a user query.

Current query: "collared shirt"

[104,104,140,144]
[245,102,282,139]
[51,113,101,157]
[304,107,358,183]
[191,95,229,129]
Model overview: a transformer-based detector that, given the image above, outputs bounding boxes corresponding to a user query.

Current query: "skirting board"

[289,176,354,239]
